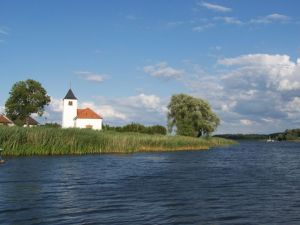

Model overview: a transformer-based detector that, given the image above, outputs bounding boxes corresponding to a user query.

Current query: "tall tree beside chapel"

[5,79,51,125]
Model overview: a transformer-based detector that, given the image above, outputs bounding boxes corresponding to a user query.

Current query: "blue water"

[1,141,300,224]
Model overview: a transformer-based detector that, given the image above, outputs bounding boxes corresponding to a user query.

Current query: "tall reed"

[0,126,235,156]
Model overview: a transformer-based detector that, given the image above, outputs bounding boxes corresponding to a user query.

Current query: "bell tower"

[62,89,78,128]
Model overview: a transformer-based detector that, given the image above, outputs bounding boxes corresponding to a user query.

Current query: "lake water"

[1,141,300,224]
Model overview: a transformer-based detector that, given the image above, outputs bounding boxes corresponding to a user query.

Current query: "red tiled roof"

[0,115,13,124]
[77,108,103,119]
[26,116,39,125]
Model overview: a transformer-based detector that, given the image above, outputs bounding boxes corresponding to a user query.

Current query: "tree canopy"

[5,79,51,125]
[167,94,220,137]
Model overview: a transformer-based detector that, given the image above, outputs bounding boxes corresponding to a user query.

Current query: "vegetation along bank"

[0,126,235,156]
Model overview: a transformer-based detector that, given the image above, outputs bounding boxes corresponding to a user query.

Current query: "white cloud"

[144,62,184,79]
[218,54,300,91]
[240,119,253,126]
[176,53,300,133]
[74,71,108,83]
[218,54,292,67]
[125,94,167,114]
[200,1,232,13]
[99,105,127,120]
[49,97,63,112]
[251,13,290,24]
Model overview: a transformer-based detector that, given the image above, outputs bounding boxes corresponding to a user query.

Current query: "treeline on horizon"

[214,129,300,141]
[103,123,167,135]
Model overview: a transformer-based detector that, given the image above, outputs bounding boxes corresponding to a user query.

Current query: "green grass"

[0,126,235,156]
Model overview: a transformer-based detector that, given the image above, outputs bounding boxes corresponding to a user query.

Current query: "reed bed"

[0,126,235,156]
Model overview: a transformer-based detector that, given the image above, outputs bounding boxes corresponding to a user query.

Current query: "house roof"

[77,108,103,119]
[64,89,77,100]
[0,115,14,124]
[26,116,39,125]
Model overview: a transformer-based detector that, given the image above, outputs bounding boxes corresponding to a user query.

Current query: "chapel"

[62,89,103,130]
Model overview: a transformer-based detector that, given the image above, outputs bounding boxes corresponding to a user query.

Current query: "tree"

[5,79,51,125]
[167,94,220,137]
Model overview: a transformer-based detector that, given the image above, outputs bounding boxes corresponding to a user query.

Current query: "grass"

[0,126,235,156]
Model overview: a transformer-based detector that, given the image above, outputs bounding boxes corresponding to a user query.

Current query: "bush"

[103,123,167,135]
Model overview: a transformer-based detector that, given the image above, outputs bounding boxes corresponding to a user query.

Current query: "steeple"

[64,89,77,100]
[62,89,78,128]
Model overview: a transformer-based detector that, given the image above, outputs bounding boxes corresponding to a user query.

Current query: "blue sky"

[1,0,300,134]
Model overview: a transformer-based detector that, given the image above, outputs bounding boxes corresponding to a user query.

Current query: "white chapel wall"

[62,99,78,128]
[75,118,102,130]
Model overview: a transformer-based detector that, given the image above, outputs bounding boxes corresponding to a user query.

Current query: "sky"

[1,0,300,134]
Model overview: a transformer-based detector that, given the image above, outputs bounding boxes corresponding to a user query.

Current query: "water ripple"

[1,142,300,224]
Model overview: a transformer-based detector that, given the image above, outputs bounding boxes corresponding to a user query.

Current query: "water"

[1,141,300,224]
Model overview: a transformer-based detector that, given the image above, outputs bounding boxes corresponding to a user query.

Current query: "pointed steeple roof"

[64,89,77,100]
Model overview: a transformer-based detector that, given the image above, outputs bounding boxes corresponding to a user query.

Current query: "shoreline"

[0,126,235,156]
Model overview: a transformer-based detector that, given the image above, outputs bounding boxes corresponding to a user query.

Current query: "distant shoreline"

[0,127,235,156]
[214,130,300,142]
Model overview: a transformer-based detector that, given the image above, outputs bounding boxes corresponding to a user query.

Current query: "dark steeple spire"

[64,89,77,100]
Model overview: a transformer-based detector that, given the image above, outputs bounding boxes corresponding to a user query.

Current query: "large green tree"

[5,79,51,125]
[167,94,220,137]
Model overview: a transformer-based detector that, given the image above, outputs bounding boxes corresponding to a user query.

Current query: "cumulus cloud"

[218,54,300,92]
[144,62,184,79]
[99,105,127,120]
[123,94,167,114]
[178,53,300,133]
[74,71,108,83]
[199,1,232,13]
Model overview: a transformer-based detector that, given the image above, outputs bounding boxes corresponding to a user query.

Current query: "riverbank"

[0,126,235,156]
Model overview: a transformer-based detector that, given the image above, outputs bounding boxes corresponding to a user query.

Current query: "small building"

[62,89,103,130]
[23,116,39,127]
[0,114,14,127]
